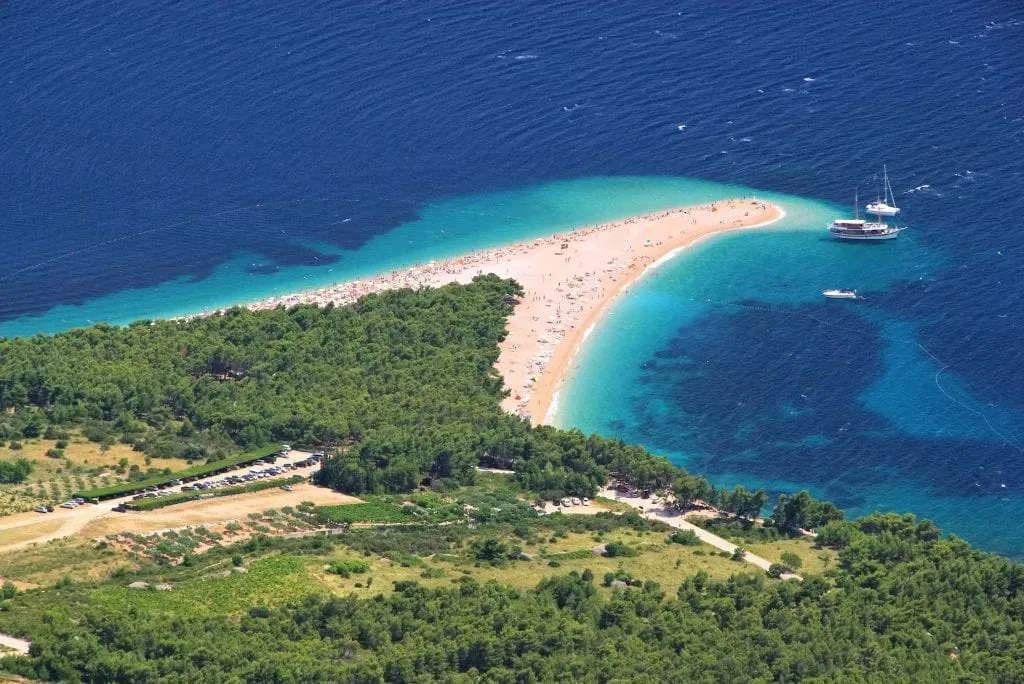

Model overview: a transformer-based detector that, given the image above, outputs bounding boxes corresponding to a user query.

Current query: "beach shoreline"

[534,202,785,424]
[194,198,783,424]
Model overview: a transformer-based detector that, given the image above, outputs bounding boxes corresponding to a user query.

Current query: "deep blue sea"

[2,1,1022,555]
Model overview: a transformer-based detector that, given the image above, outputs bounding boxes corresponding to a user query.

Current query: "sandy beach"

[219,198,783,423]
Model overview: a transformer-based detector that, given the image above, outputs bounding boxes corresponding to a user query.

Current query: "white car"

[561,498,572,507]
[571,497,581,506]
[582,498,590,506]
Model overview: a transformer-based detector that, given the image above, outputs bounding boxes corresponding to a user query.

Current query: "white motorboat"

[823,289,858,299]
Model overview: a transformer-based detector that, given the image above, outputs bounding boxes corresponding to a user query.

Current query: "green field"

[316,501,418,524]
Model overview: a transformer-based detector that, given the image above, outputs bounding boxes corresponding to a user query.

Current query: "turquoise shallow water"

[553,190,1024,558]
[6,172,1024,558]
[3,0,1023,558]
[0,176,764,337]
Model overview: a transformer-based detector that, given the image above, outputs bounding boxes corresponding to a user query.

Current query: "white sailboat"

[865,165,900,216]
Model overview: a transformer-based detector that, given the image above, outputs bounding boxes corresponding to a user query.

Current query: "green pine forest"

[0,276,1022,682]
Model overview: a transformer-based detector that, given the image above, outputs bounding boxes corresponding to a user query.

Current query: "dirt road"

[595,488,801,579]
[0,451,348,553]
[0,632,30,655]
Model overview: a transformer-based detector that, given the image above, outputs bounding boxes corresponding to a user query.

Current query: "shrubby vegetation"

[0,457,33,484]
[2,278,1023,681]
[4,511,1024,682]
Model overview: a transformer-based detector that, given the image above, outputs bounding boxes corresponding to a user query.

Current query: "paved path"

[596,488,801,580]
[475,467,517,475]
[0,632,30,655]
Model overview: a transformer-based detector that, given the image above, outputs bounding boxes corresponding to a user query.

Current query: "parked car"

[561,498,572,507]
[73,497,85,505]
[582,497,590,506]
[34,505,51,513]
[60,501,77,509]
[169,479,183,486]
[571,497,581,506]
[111,504,128,513]
[279,484,293,492]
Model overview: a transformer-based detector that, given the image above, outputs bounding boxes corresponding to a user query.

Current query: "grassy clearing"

[0,489,49,517]
[591,496,633,512]
[742,538,838,574]
[0,436,189,474]
[314,528,748,598]
[0,434,195,514]
[0,519,66,548]
[0,537,129,585]
[89,554,326,617]
[317,501,420,524]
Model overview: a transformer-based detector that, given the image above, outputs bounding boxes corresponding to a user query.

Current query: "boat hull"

[828,230,900,241]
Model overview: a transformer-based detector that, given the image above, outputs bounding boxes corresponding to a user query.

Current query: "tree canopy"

[4,513,1024,682]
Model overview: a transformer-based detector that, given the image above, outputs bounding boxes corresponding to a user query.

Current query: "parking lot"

[48,447,324,513]
[0,450,349,553]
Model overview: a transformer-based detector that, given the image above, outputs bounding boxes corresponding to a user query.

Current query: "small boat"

[865,165,900,216]
[823,289,858,299]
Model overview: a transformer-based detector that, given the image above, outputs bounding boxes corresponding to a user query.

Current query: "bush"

[46,448,64,459]
[780,552,803,570]
[9,441,22,451]
[470,538,516,564]
[0,458,33,484]
[601,569,636,587]
[731,546,747,562]
[603,541,639,558]
[419,567,445,579]
[232,555,244,567]
[55,439,69,449]
[668,530,702,546]
[767,563,787,579]
[327,559,371,578]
